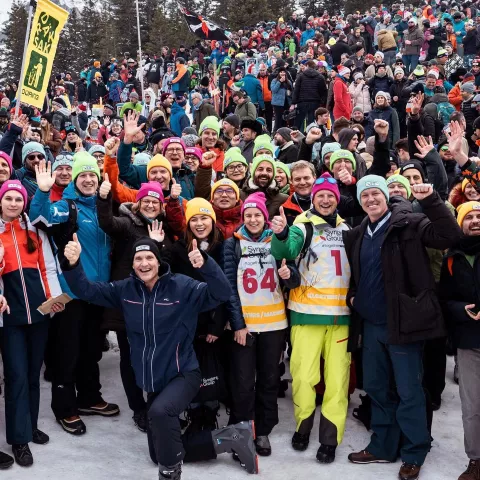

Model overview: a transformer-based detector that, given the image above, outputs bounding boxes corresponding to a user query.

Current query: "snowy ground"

[0,340,467,480]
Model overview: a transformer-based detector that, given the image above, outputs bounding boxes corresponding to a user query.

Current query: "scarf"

[457,234,480,256]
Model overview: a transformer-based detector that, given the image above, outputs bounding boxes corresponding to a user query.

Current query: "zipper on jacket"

[11,225,32,324]
[176,343,180,372]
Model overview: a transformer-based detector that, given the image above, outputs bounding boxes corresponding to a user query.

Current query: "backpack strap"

[297,222,314,268]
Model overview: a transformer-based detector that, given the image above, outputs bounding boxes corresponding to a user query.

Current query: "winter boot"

[0,451,13,470]
[255,436,271,456]
[133,410,147,433]
[212,421,259,474]
[12,444,33,467]
[459,460,480,480]
[159,462,181,479]
[292,412,314,451]
[316,444,336,464]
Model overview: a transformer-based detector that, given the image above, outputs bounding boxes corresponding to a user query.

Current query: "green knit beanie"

[199,116,220,136]
[223,147,248,169]
[253,134,274,156]
[386,174,412,198]
[251,154,276,176]
[72,151,101,182]
[275,161,291,179]
[329,149,357,172]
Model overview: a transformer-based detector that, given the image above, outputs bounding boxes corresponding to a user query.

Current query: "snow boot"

[0,451,13,470]
[133,410,147,433]
[292,412,314,451]
[212,421,258,474]
[12,444,33,467]
[459,460,480,480]
[255,435,271,456]
[316,444,336,464]
[159,462,181,479]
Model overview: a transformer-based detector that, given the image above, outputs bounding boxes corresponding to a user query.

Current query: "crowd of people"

[0,1,480,479]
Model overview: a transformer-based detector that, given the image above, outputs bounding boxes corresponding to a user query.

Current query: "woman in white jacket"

[348,72,372,114]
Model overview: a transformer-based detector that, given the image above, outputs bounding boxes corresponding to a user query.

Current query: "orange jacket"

[103,154,187,229]
[258,75,272,102]
[171,64,188,84]
[448,83,463,111]
[198,146,225,173]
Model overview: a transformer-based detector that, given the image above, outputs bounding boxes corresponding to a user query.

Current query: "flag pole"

[15,0,36,118]
[135,0,145,100]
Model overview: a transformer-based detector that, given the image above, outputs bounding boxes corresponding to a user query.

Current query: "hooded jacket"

[234,97,257,122]
[333,76,353,120]
[170,102,190,137]
[29,183,112,298]
[63,254,231,393]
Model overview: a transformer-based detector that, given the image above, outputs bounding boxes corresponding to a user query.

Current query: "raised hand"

[373,119,389,142]
[446,121,468,166]
[271,206,288,234]
[230,135,241,147]
[337,168,353,185]
[64,233,82,266]
[104,137,120,156]
[170,177,182,199]
[201,151,217,168]
[278,258,291,280]
[148,220,165,243]
[410,92,424,115]
[188,239,204,268]
[11,114,29,131]
[411,183,433,200]
[123,111,145,144]
[35,159,57,192]
[414,135,434,159]
[99,172,111,199]
[305,127,322,145]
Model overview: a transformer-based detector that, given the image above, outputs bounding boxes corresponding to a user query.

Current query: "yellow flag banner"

[19,0,68,109]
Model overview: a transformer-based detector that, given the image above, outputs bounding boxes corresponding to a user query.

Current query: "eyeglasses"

[141,199,161,206]
[315,177,337,185]
[226,164,245,171]
[214,188,236,197]
[165,147,183,154]
[92,153,104,159]
[27,154,45,161]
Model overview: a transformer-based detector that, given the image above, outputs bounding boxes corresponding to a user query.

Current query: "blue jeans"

[362,322,431,465]
[402,54,419,74]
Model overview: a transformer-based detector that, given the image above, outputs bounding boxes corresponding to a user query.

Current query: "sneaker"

[159,462,182,479]
[316,444,336,464]
[291,432,310,451]
[78,402,120,416]
[348,449,391,464]
[255,435,271,456]
[0,451,14,469]
[399,463,421,480]
[58,417,87,435]
[12,444,33,467]
[133,410,147,433]
[32,429,49,445]
[459,460,480,480]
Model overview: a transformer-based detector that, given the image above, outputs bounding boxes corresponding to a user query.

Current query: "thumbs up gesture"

[99,172,111,199]
[271,206,288,235]
[64,233,82,266]
[278,258,291,280]
[188,239,204,268]
[170,177,182,199]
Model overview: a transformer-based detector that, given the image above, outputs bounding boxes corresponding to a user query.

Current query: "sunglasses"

[27,154,45,161]
[440,145,450,151]
[315,177,337,185]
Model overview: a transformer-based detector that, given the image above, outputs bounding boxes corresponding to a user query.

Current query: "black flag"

[179,4,229,41]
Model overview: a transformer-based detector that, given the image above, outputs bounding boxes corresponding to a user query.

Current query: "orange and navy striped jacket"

[0,216,62,326]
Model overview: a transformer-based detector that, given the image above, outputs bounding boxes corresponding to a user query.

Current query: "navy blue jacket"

[63,254,231,393]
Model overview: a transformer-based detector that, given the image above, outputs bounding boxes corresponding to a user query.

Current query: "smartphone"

[245,333,255,347]
[467,305,480,316]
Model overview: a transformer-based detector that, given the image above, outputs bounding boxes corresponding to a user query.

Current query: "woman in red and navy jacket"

[0,180,62,467]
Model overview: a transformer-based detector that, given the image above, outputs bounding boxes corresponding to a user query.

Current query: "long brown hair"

[185,222,221,253]
[21,213,38,253]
